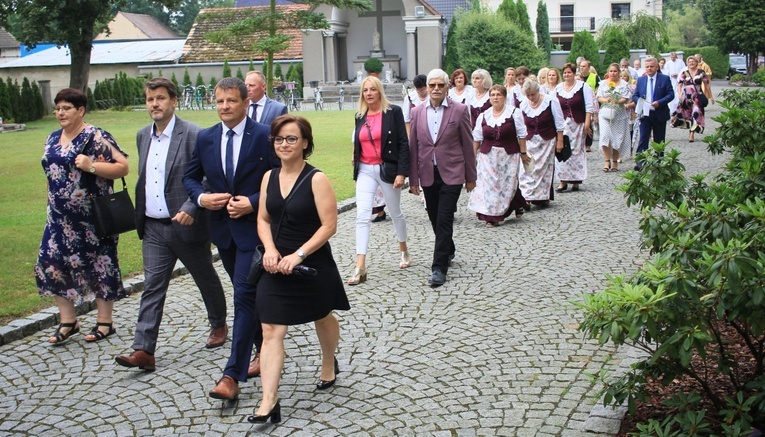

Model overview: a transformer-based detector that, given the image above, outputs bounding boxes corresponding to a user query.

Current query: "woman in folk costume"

[519,80,565,207]
[553,63,594,192]
[468,85,531,226]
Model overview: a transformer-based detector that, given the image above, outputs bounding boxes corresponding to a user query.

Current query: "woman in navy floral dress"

[35,88,130,344]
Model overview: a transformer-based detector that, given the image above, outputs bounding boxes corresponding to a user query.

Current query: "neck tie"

[225,129,235,189]
[648,77,654,102]
[250,103,258,120]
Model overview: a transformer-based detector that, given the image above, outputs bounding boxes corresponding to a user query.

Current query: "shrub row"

[0,77,45,123]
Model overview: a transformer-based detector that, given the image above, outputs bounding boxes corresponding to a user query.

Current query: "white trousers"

[355,163,408,255]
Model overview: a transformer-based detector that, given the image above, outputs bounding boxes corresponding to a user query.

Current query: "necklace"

[563,81,575,92]
[60,122,86,145]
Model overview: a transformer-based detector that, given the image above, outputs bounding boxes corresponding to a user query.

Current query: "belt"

[146,216,172,225]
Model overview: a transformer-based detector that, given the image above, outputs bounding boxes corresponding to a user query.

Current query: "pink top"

[359,112,383,165]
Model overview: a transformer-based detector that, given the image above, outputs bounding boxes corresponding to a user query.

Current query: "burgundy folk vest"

[470,99,491,128]
[524,103,557,141]
[557,85,586,124]
[479,112,521,155]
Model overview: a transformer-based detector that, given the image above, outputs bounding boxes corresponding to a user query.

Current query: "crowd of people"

[35,51,712,425]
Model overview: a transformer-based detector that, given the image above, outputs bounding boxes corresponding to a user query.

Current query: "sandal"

[515,208,524,219]
[399,250,411,269]
[603,161,611,172]
[347,267,367,285]
[49,321,80,344]
[84,322,116,342]
[611,163,620,172]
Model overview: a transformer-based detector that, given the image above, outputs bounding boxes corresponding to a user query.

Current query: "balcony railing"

[549,16,596,33]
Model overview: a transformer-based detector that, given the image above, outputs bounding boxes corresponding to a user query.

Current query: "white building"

[485,0,663,50]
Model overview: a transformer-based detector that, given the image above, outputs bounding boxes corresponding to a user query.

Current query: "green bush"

[599,27,630,68]
[222,59,231,78]
[456,8,544,84]
[567,30,601,73]
[363,57,383,74]
[752,69,765,86]
[729,73,746,83]
[577,88,765,434]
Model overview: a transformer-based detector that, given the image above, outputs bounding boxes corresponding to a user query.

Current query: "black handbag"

[697,93,709,108]
[89,177,137,238]
[555,135,572,162]
[248,168,318,285]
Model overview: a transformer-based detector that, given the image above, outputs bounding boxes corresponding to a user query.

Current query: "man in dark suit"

[245,70,288,127]
[632,56,675,171]
[184,77,279,400]
[408,68,476,287]
[243,70,287,377]
[115,78,227,372]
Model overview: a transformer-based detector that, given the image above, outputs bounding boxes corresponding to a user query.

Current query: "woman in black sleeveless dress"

[248,115,349,424]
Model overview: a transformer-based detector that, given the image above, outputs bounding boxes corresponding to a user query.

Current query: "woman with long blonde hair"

[348,76,411,285]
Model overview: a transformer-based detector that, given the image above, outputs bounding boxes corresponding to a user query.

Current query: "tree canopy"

[0,0,180,91]
[203,0,370,98]
[598,11,667,57]
[665,4,712,48]
[455,8,544,84]
[708,0,765,74]
[535,1,551,61]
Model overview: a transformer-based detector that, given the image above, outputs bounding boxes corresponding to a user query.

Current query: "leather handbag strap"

[272,167,318,244]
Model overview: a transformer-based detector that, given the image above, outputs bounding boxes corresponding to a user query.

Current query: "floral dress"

[468,106,528,224]
[554,81,594,183]
[672,69,709,131]
[35,125,128,303]
[596,79,632,158]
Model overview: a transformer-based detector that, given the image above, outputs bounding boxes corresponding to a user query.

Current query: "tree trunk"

[69,41,93,92]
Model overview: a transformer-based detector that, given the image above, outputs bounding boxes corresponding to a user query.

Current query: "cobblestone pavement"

[0,85,732,436]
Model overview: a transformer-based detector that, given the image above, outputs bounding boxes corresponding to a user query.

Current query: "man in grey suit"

[245,70,287,127]
[115,78,228,371]
[243,69,287,378]
[408,69,476,287]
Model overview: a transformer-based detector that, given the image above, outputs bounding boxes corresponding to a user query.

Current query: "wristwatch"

[89,165,96,174]
[296,248,306,260]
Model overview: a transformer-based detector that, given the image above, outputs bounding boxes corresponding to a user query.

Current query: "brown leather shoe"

[247,353,261,377]
[209,375,239,400]
[115,350,156,371]
[205,325,228,349]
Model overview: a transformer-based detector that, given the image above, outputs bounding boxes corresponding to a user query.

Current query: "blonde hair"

[471,69,493,90]
[356,76,391,118]
[503,67,516,87]
[537,67,549,85]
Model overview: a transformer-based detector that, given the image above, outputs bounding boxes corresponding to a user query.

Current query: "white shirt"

[403,91,428,123]
[197,117,247,206]
[248,96,268,123]
[666,58,686,80]
[426,98,448,165]
[145,115,176,219]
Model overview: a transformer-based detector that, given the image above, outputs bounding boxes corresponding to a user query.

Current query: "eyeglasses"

[272,135,301,145]
[55,105,75,112]
[428,83,446,89]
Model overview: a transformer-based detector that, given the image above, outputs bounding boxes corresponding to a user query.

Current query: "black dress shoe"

[428,269,446,286]
[247,401,281,423]
[372,211,386,222]
[316,356,340,390]
[633,164,643,171]
[448,253,455,267]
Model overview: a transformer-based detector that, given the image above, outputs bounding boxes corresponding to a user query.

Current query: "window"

[611,3,631,20]
[560,5,574,32]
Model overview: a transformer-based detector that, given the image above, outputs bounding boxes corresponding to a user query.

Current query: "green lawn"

[0,108,358,322]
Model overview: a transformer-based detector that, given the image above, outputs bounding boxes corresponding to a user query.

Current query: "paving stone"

[0,87,733,435]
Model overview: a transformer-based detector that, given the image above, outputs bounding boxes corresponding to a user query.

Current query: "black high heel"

[247,401,281,423]
[316,356,340,390]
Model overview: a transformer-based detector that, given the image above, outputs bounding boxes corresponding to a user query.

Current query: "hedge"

[668,46,728,79]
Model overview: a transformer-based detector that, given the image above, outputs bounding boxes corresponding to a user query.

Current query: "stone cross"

[358,0,400,52]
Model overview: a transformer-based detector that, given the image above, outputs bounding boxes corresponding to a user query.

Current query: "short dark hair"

[413,74,427,89]
[270,114,314,159]
[489,85,507,97]
[450,68,468,87]
[144,77,177,99]
[562,63,577,75]
[516,66,530,76]
[215,77,247,100]
[54,88,87,109]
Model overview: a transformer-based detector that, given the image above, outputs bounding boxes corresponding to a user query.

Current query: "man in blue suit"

[184,77,280,400]
[632,56,675,171]
[245,70,288,127]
